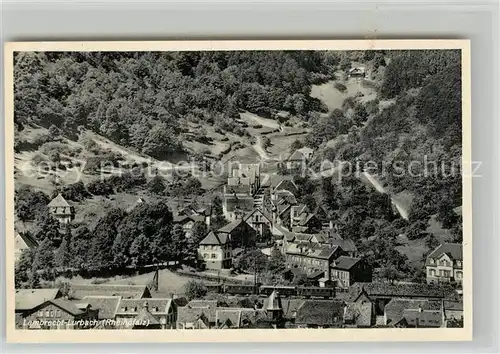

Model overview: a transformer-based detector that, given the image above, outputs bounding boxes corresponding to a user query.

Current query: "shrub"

[334,82,347,92]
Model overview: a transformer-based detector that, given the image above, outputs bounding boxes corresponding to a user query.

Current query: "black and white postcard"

[4,40,472,342]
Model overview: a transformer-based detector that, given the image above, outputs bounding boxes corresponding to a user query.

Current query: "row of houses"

[15,281,463,330]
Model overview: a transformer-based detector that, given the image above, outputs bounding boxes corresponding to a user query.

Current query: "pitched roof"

[187,300,217,322]
[199,231,229,246]
[51,299,86,316]
[263,174,294,189]
[286,242,339,260]
[349,282,449,299]
[344,301,372,326]
[402,308,442,327]
[215,308,260,328]
[70,284,150,300]
[217,219,246,234]
[15,232,39,251]
[330,239,358,253]
[331,256,362,271]
[273,179,298,193]
[115,298,172,316]
[426,243,463,263]
[83,296,121,320]
[48,193,70,207]
[243,209,273,223]
[176,306,210,324]
[385,298,442,326]
[134,307,160,325]
[295,300,345,326]
[288,150,306,161]
[15,288,61,311]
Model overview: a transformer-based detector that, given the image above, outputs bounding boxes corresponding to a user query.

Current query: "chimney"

[205,214,211,227]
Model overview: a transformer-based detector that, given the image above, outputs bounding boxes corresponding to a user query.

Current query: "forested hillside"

[298,50,462,280]
[14,49,463,286]
[14,51,337,159]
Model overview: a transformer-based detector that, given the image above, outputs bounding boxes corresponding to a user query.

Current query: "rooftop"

[385,298,442,326]
[82,296,121,320]
[331,256,362,271]
[69,283,150,300]
[426,243,463,263]
[217,219,246,234]
[115,298,172,315]
[199,231,229,246]
[48,193,70,208]
[348,282,449,299]
[344,301,372,327]
[295,300,345,326]
[15,232,39,250]
[15,288,61,311]
[51,298,87,316]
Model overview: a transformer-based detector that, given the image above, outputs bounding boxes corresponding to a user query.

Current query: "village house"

[285,150,309,174]
[14,231,38,263]
[243,208,273,239]
[383,299,443,328]
[115,299,175,329]
[47,193,75,224]
[176,306,210,329]
[285,243,345,280]
[173,214,207,238]
[330,256,372,290]
[15,288,62,327]
[217,218,257,249]
[290,204,323,233]
[68,284,152,300]
[294,299,345,329]
[343,301,374,328]
[20,298,98,330]
[348,66,366,78]
[81,296,121,328]
[198,231,232,270]
[426,243,463,285]
[272,178,299,197]
[215,307,267,329]
[175,299,219,329]
[347,282,451,317]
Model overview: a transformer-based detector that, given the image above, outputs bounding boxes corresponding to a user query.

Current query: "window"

[429,269,436,276]
[429,258,434,264]
[50,310,54,317]
[203,253,208,258]
[55,310,61,317]
[38,310,43,317]
[45,310,49,317]
[211,254,216,259]
[121,307,127,312]
[456,271,463,279]
[457,261,462,267]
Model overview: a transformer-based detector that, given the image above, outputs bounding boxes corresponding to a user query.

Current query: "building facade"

[425,243,463,285]
[20,299,98,330]
[330,256,372,289]
[47,193,75,224]
[285,243,344,280]
[198,232,232,270]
